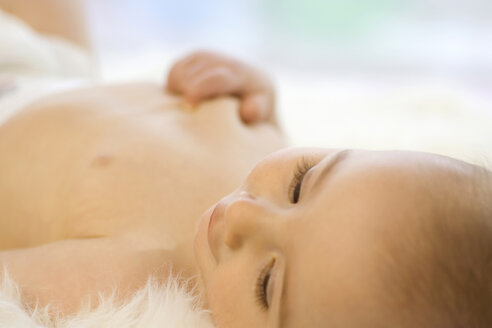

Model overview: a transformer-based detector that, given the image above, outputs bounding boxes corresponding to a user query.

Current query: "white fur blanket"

[0,272,214,328]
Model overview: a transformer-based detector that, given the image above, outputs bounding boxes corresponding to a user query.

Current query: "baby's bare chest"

[0,104,243,249]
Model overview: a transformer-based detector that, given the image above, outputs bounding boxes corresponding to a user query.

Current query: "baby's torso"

[0,82,283,250]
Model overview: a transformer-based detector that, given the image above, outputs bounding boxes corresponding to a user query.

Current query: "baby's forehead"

[320,150,473,200]
[281,151,474,325]
[307,149,476,246]
[339,149,464,174]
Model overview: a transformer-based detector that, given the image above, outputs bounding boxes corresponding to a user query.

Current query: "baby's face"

[194,148,470,327]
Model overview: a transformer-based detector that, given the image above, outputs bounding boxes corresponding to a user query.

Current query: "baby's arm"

[167,51,277,126]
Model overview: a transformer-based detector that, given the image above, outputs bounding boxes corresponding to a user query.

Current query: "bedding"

[0,9,92,125]
[0,272,214,328]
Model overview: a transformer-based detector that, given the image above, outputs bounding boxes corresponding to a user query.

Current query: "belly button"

[91,154,114,168]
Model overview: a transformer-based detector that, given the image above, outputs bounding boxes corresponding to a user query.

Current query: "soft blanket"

[0,272,214,328]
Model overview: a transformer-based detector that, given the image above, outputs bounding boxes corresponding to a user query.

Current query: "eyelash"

[288,156,315,203]
[255,258,276,310]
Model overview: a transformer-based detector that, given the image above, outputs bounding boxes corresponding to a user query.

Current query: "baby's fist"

[167,51,275,125]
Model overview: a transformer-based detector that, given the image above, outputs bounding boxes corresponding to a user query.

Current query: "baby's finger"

[167,52,206,93]
[184,67,243,104]
[240,93,273,124]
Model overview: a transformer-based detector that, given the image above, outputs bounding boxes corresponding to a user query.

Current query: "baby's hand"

[167,51,276,125]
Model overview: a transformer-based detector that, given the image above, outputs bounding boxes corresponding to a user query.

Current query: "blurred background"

[85,0,492,163]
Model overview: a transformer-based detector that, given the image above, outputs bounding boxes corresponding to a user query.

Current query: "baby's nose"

[223,191,264,250]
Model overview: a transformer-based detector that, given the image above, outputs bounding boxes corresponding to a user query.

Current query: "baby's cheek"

[207,274,241,327]
[206,264,263,327]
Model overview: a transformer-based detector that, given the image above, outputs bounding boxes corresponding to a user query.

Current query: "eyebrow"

[312,149,351,191]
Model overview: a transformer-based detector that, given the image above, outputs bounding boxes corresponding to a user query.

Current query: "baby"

[1,3,492,327]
